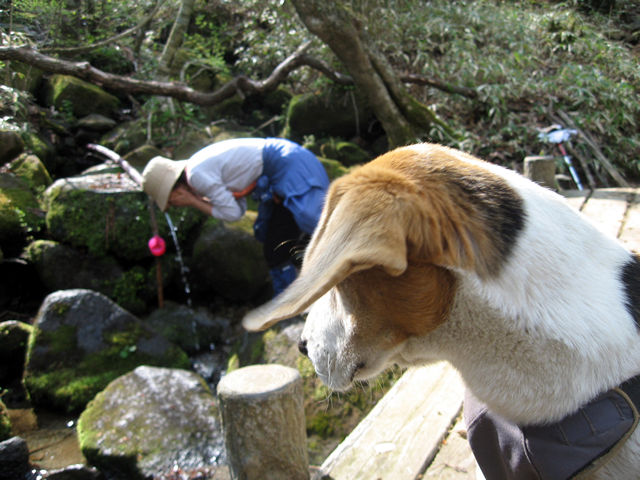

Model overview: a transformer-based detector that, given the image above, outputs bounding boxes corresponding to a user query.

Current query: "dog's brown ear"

[242,187,408,332]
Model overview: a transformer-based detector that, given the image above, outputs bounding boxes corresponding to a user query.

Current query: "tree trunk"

[158,0,196,77]
[290,0,456,148]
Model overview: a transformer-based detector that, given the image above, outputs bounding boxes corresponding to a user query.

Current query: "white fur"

[299,146,640,478]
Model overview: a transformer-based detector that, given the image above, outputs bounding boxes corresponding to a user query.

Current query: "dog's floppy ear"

[242,184,408,332]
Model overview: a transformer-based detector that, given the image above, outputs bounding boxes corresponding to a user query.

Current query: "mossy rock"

[44,74,120,119]
[8,153,52,192]
[0,130,25,164]
[190,214,270,302]
[78,366,223,479]
[0,172,45,257]
[0,320,33,384]
[42,173,204,262]
[320,139,371,167]
[144,302,229,354]
[0,399,11,441]
[23,289,190,413]
[284,89,374,141]
[21,131,57,173]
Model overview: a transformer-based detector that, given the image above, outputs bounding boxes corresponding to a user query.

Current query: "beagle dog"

[243,143,640,479]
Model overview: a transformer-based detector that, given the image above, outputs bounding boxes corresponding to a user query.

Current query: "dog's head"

[243,144,523,390]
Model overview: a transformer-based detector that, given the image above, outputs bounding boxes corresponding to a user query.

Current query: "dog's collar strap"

[464,376,640,480]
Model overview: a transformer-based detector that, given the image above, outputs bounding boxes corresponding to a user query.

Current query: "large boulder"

[44,75,120,119]
[190,215,270,303]
[23,289,190,413]
[0,172,45,257]
[78,366,225,479]
[42,170,204,262]
[8,153,53,191]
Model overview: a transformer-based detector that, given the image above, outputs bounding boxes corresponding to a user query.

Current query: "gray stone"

[23,289,189,412]
[0,436,30,480]
[78,366,224,479]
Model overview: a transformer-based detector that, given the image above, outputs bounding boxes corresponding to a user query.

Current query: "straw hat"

[141,156,188,211]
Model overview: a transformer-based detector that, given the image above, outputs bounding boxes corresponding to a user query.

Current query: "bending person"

[142,137,330,296]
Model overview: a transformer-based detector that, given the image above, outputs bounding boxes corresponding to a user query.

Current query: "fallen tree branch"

[0,43,478,107]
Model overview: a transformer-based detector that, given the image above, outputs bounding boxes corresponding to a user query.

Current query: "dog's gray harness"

[464,375,640,480]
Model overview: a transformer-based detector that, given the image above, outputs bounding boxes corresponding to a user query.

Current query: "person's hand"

[169,184,198,207]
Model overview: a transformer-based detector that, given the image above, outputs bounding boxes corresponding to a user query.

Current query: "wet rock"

[78,366,224,480]
[23,289,190,413]
[0,172,46,257]
[0,436,30,480]
[145,302,230,354]
[0,320,34,384]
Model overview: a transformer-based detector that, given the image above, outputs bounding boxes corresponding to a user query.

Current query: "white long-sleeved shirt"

[185,138,265,221]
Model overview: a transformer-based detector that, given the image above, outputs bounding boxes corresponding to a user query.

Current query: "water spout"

[164,212,193,308]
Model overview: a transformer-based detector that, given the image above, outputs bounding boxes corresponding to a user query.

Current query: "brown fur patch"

[324,144,526,278]
[339,262,456,347]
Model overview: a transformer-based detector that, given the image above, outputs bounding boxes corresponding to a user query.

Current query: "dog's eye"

[298,339,308,356]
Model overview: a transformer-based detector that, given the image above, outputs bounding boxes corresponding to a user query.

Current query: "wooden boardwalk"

[313,187,640,480]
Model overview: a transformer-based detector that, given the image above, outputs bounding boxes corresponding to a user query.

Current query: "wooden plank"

[578,188,633,240]
[562,189,589,212]
[422,417,477,480]
[619,189,640,252]
[318,362,464,480]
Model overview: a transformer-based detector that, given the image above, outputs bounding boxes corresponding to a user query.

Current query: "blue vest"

[253,138,330,241]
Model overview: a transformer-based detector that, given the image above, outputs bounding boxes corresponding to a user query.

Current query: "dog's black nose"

[298,339,308,356]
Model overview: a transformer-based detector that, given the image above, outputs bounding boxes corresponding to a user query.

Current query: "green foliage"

[344,0,639,176]
[0,85,31,131]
